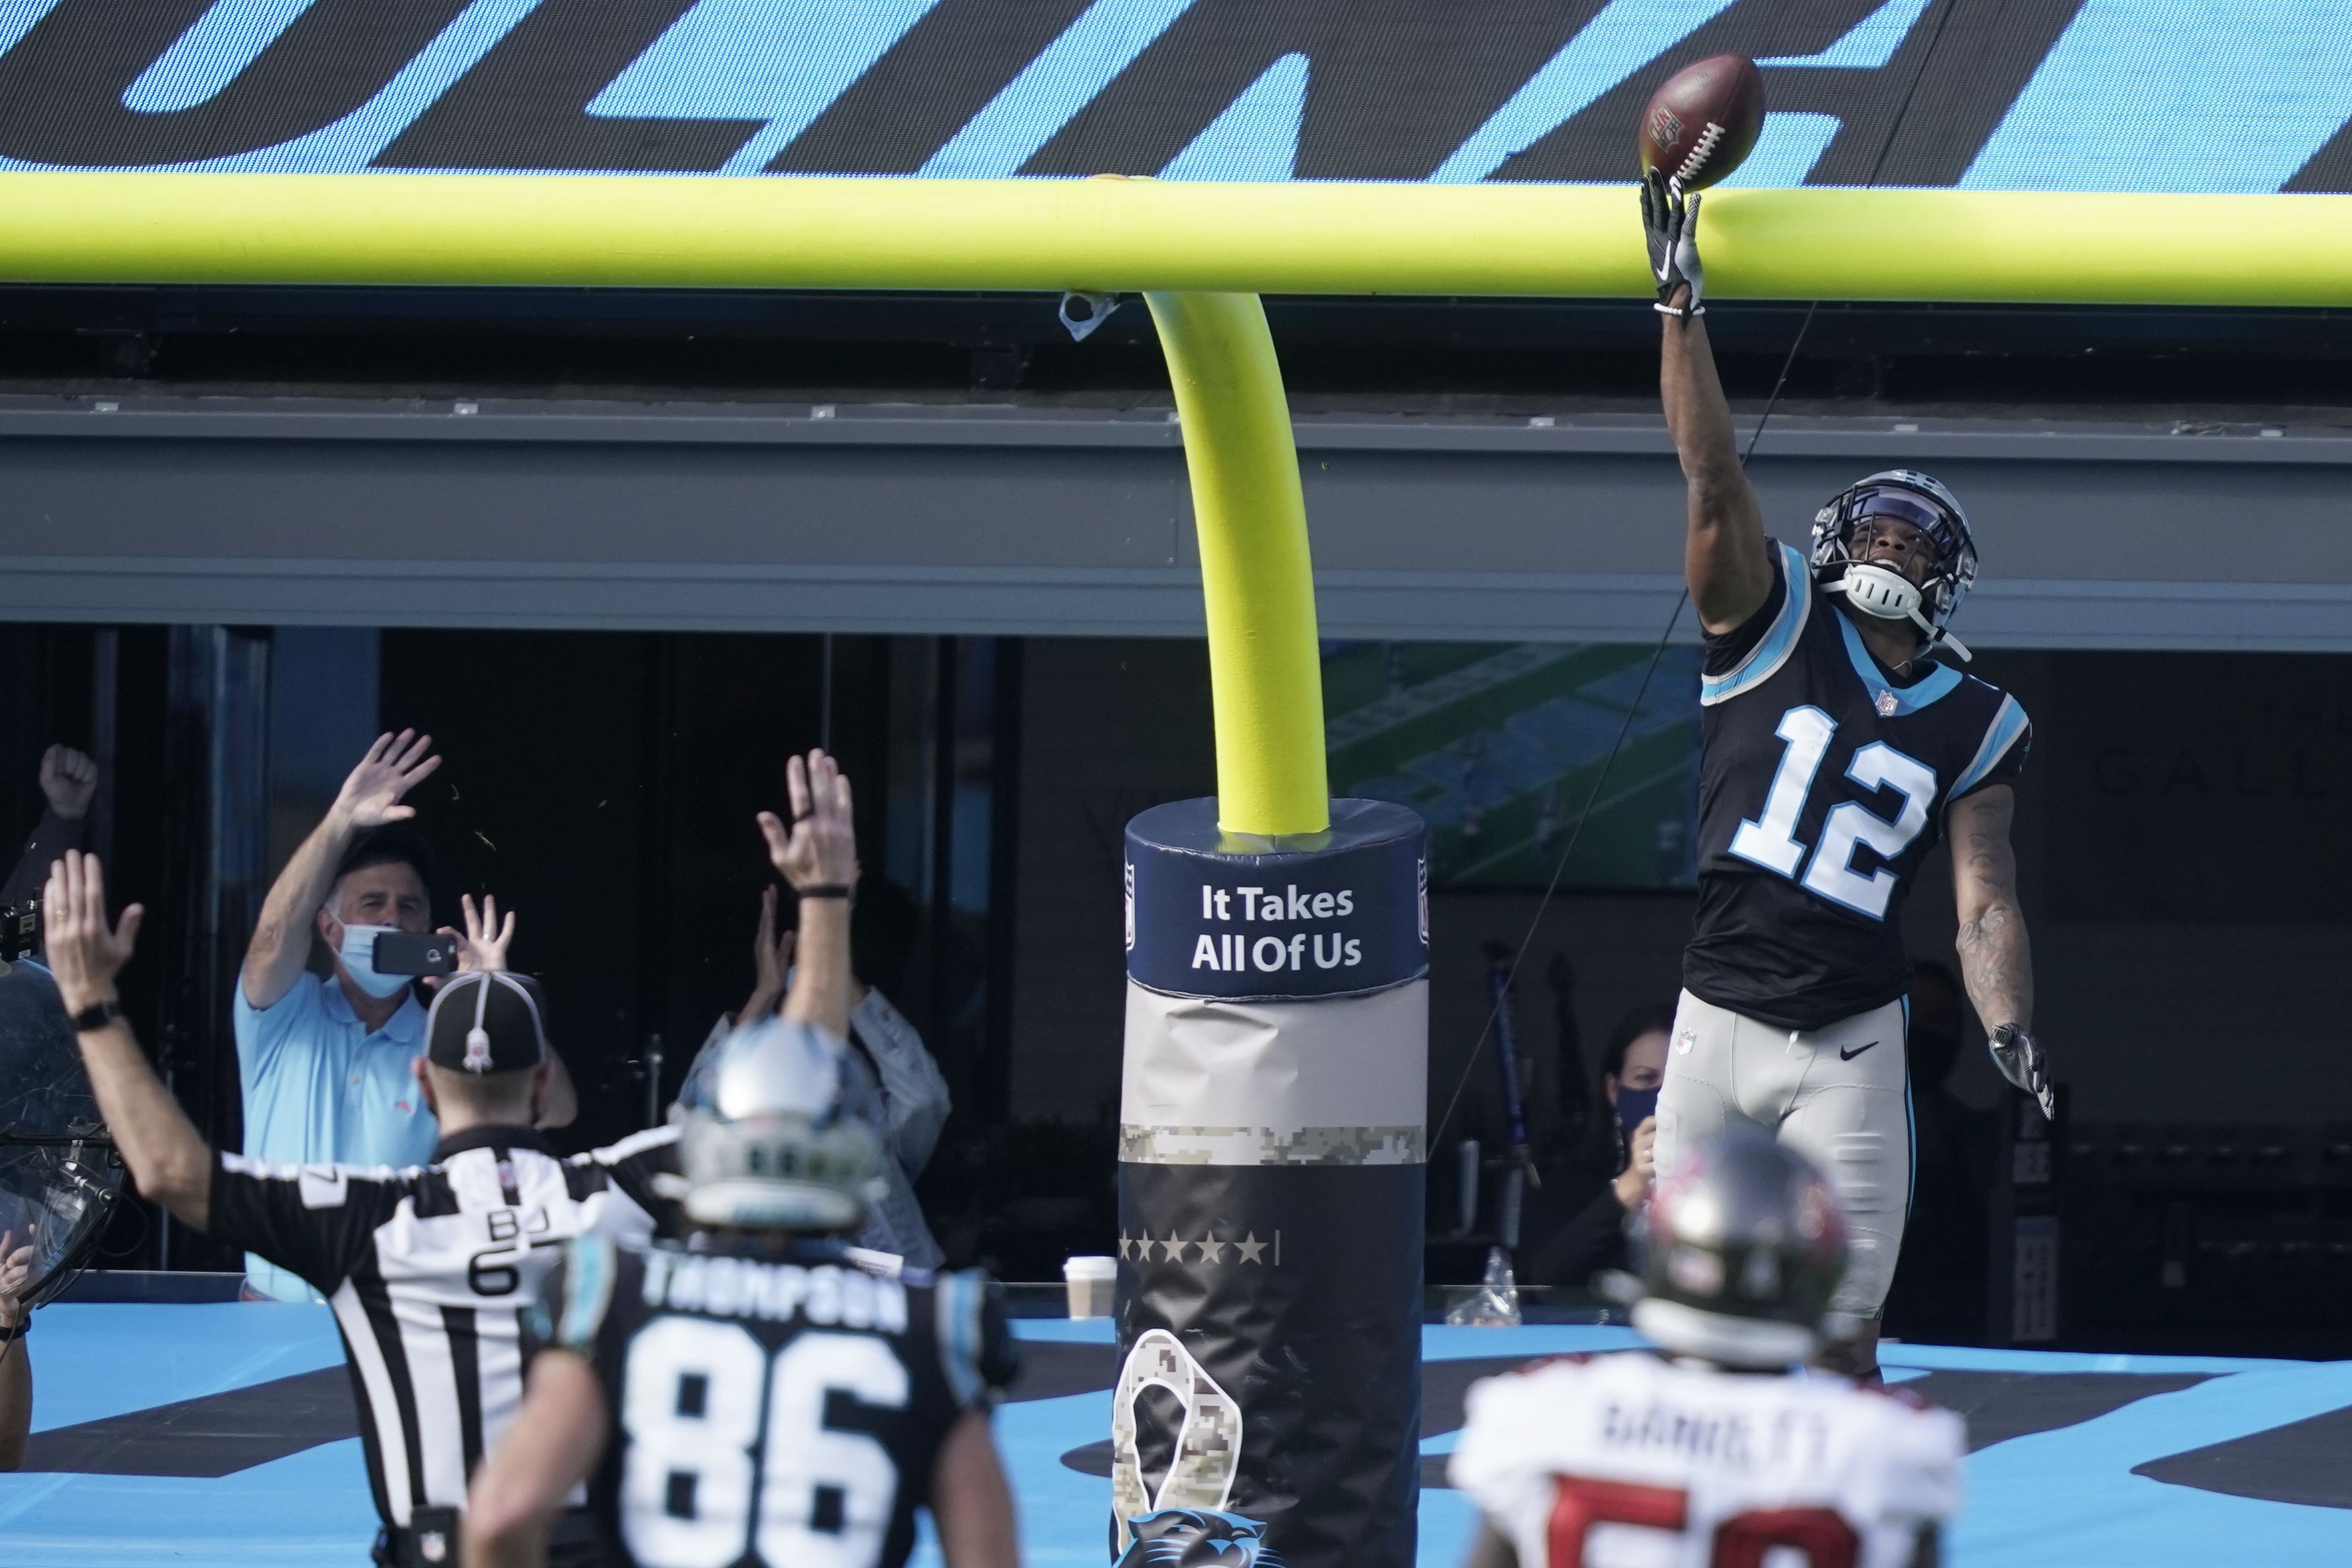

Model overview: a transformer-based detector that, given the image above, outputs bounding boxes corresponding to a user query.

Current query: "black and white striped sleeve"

[207,1152,410,1296]
[567,1125,683,1235]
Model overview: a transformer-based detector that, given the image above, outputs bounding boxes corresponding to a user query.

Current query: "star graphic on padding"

[1236,1232,1267,1265]
[1163,1232,1189,1264]
[1118,1231,1134,1260]
[1198,1236,1227,1264]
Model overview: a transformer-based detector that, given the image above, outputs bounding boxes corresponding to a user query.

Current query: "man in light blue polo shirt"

[235,730,576,1300]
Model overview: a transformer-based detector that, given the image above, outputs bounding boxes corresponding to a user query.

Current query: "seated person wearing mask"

[237,730,574,1300]
[1523,1001,1672,1290]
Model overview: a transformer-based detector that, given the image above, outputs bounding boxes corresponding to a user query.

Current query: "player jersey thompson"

[533,1236,1019,1568]
[1687,543,2031,1029]
[1449,1352,1963,1568]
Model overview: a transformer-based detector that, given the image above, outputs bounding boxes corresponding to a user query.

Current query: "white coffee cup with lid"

[1063,1255,1117,1319]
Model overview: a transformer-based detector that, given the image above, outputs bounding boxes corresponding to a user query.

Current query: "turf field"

[7,1305,2350,1566]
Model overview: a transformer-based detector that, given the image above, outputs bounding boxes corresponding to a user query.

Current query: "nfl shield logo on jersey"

[1875,687,1899,717]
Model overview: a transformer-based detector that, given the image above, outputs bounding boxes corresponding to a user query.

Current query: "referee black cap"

[425,972,548,1076]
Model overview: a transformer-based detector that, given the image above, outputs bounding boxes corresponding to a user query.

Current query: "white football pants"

[1653,989,1912,1318]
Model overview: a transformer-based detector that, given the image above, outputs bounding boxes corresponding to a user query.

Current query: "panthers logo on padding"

[1113,1507,1284,1567]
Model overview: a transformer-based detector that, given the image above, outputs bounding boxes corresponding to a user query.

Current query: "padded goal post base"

[1112,797,1427,1568]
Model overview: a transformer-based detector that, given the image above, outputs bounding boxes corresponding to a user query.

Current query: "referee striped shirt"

[208,1124,677,1531]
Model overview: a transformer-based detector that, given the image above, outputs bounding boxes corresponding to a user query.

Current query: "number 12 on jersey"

[1728,706,1937,921]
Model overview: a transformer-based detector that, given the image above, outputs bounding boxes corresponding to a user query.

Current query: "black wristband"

[70,998,122,1033]
[794,885,853,901]
[0,1315,27,1344]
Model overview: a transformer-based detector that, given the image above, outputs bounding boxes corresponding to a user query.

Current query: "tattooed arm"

[1949,785,2033,1031]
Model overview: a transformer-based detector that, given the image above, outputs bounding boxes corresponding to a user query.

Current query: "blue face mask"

[335,923,414,999]
[1614,1086,1659,1145]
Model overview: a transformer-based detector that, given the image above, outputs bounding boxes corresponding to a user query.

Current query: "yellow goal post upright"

[6,170,2347,1568]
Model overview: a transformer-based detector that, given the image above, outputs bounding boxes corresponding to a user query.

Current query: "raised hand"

[756,750,859,894]
[41,850,143,1011]
[331,731,441,832]
[38,744,96,822]
[450,893,516,975]
[1640,168,1704,317]
[736,885,798,1024]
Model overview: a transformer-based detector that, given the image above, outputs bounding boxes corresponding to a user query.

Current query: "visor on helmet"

[1845,486,1948,537]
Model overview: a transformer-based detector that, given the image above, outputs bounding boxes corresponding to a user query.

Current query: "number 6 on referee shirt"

[620,1317,907,1568]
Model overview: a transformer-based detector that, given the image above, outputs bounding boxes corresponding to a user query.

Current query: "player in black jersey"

[464,751,1022,1568]
[1643,174,2053,1377]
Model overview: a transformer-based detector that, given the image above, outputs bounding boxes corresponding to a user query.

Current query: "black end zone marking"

[1006,1340,1117,1404]
[20,1365,357,1476]
[1901,1371,2213,1452]
[2133,1402,2352,1510]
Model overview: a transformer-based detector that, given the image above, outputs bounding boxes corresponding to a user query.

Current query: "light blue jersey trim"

[1951,693,2030,798]
[1700,542,1812,707]
[1836,611,1961,714]
[559,1236,617,1355]
[936,1269,985,1409]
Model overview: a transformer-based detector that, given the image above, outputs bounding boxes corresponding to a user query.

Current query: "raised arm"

[242,731,440,1010]
[444,893,576,1129]
[1646,172,1772,634]
[463,1347,610,1568]
[931,1408,1020,1568]
[759,750,859,1043]
[45,851,212,1229]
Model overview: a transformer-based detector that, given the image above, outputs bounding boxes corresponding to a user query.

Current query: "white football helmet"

[673,1016,883,1233]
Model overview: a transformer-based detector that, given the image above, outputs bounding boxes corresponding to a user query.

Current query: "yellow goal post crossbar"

[0,174,2344,304]
[10,172,2344,835]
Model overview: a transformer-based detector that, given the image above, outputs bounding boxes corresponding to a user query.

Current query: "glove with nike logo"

[1987,1024,2055,1121]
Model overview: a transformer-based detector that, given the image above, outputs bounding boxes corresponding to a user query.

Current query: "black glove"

[1640,168,1704,318]
[1987,1024,2055,1121]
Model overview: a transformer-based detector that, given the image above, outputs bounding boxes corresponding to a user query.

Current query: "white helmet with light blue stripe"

[1810,470,1979,661]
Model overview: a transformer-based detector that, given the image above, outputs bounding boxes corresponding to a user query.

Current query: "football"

[1636,54,1766,191]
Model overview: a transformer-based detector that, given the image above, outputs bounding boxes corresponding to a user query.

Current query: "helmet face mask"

[1811,470,1979,658]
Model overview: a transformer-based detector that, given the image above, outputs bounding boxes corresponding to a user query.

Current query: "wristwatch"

[70,997,123,1033]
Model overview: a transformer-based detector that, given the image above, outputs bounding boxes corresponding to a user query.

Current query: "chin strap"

[1832,563,1973,663]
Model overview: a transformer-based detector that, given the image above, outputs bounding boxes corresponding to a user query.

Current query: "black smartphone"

[373,931,458,976]
[0,898,37,963]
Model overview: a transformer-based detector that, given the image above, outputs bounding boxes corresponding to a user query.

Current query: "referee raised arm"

[43,850,674,1568]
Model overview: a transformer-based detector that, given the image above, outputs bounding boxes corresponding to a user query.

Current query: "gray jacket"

[678,987,949,1270]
